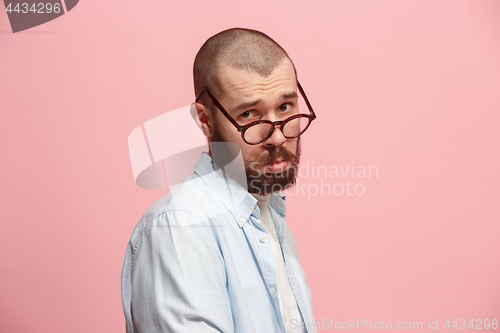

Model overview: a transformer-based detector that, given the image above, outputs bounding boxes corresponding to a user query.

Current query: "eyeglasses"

[195,81,317,145]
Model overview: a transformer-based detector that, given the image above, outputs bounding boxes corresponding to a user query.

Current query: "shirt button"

[252,208,256,215]
[238,217,244,223]
[269,287,276,295]
[260,236,266,243]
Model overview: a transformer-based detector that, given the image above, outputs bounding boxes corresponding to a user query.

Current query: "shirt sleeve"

[130,210,233,333]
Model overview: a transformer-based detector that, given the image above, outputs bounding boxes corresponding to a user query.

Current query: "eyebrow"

[231,91,298,114]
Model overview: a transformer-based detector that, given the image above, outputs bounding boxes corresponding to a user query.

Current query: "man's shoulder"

[126,172,227,254]
[140,173,219,226]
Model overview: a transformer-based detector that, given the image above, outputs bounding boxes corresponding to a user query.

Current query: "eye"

[279,103,291,112]
[240,110,254,119]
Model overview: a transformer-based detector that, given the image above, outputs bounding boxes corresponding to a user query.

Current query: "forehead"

[217,59,297,105]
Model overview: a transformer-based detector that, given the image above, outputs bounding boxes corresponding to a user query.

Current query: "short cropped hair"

[193,28,296,99]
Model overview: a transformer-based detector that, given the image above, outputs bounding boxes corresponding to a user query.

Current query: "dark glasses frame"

[195,81,317,145]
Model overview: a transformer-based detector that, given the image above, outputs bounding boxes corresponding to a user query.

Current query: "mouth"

[264,159,288,173]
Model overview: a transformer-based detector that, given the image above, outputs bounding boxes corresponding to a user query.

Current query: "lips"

[265,160,288,173]
[255,145,298,173]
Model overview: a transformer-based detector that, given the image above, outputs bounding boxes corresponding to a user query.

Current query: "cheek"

[221,125,242,144]
[217,119,249,151]
[285,138,298,151]
[241,147,259,161]
[215,115,237,139]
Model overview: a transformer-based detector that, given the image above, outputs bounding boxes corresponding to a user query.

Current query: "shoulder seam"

[130,209,199,277]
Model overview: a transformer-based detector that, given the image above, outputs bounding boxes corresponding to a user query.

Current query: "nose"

[263,125,286,147]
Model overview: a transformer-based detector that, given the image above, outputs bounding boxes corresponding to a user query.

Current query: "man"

[122,28,317,333]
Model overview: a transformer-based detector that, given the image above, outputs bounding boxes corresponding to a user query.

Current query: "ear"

[190,102,213,138]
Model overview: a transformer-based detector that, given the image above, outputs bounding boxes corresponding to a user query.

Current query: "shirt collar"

[194,153,255,227]
[270,190,287,216]
[193,153,287,226]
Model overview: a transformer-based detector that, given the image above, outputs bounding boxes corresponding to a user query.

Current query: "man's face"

[210,58,301,195]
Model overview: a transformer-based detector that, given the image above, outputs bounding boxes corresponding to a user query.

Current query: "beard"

[245,138,301,195]
[210,119,301,196]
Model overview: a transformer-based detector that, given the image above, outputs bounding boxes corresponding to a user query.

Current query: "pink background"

[1,0,499,331]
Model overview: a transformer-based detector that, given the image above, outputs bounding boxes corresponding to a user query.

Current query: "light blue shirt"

[121,152,316,333]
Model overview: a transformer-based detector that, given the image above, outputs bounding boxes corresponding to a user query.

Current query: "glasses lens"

[283,115,311,138]
[244,123,274,144]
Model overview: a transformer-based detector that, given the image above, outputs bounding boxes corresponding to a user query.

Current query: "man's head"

[193,28,301,195]
[193,28,296,98]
